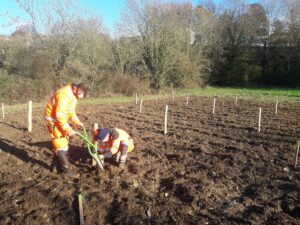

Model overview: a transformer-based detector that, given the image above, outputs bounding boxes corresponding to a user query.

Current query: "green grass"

[1,86,299,114]
[177,86,300,101]
[82,86,299,105]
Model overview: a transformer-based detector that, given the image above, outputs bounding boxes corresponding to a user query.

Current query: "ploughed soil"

[0,96,299,225]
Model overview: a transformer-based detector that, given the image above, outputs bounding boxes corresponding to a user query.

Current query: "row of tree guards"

[0,95,298,168]
[134,93,298,168]
[135,94,279,134]
[0,96,285,134]
[161,103,265,134]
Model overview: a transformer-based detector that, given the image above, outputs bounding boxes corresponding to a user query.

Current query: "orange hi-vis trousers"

[45,120,69,152]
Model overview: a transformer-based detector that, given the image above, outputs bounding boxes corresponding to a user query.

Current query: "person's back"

[44,84,77,121]
[94,127,134,169]
[106,128,131,147]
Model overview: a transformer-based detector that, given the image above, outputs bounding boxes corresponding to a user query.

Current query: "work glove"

[74,122,84,130]
[103,151,113,158]
[67,129,76,138]
[98,148,110,154]
[99,154,105,166]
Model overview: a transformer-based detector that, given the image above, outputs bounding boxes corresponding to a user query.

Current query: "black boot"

[57,150,79,179]
[50,154,59,173]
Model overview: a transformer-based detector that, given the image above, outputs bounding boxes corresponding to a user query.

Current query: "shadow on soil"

[0,121,27,131]
[0,139,51,170]
[27,141,90,165]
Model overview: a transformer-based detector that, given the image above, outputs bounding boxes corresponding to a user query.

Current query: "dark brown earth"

[0,96,299,225]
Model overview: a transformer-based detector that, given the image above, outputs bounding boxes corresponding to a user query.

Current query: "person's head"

[76,83,91,99]
[94,128,110,143]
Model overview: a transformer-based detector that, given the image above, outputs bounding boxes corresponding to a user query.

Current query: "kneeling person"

[94,128,134,168]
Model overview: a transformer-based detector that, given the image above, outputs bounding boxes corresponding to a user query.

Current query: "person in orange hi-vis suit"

[44,83,90,178]
[94,128,134,169]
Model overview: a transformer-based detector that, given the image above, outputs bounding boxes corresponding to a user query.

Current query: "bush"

[111,74,150,96]
[0,69,55,103]
[92,73,150,97]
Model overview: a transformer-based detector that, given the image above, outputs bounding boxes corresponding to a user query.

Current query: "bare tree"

[191,4,219,66]
[286,0,300,60]
[118,0,201,90]
[69,17,113,86]
[14,0,82,85]
[111,35,142,77]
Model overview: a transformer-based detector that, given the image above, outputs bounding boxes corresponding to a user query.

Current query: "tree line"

[0,0,299,101]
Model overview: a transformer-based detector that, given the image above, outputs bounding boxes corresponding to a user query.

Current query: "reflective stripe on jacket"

[44,84,80,135]
[99,128,132,154]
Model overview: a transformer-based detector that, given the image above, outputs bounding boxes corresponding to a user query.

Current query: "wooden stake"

[1,103,4,119]
[139,99,143,114]
[172,91,174,101]
[258,107,262,132]
[235,95,238,105]
[78,193,84,225]
[295,142,300,168]
[275,100,278,115]
[92,123,98,166]
[186,96,189,105]
[135,93,138,105]
[213,98,216,114]
[164,105,168,135]
[28,100,32,132]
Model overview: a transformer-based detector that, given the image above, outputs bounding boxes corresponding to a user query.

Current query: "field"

[0,95,299,224]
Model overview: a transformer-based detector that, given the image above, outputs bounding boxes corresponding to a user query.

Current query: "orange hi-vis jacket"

[99,128,134,155]
[44,84,81,136]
